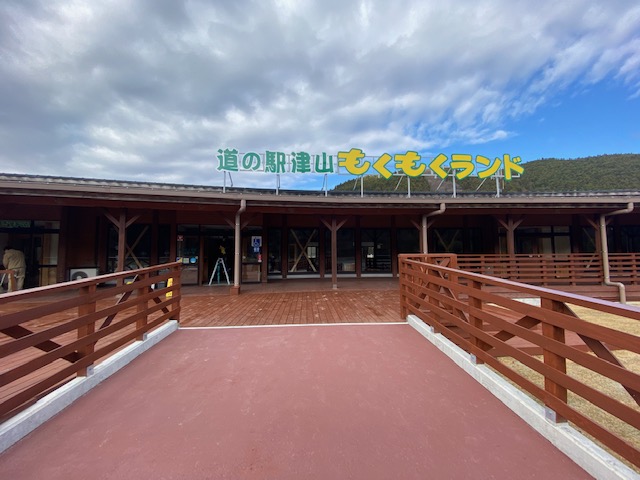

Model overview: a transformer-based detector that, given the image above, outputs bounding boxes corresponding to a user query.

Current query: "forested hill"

[332,153,640,193]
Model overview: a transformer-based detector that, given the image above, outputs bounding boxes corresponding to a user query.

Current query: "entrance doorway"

[203,228,234,286]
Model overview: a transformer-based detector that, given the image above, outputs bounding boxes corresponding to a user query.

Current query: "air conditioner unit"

[69,267,99,281]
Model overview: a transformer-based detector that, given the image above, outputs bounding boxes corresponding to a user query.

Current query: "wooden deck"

[180,278,401,326]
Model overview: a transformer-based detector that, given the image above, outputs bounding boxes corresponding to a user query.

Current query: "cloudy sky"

[1,0,639,190]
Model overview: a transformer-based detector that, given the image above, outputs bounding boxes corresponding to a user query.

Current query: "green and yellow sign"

[217,148,523,180]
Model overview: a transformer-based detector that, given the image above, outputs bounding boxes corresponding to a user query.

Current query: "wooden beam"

[125,214,140,229]
[0,325,80,363]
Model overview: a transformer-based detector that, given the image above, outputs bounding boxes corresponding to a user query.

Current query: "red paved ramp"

[0,324,589,479]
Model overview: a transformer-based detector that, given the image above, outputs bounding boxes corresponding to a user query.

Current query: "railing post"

[136,273,149,340]
[426,265,441,333]
[77,284,97,376]
[469,280,488,364]
[541,298,568,423]
[399,257,408,319]
[170,264,181,323]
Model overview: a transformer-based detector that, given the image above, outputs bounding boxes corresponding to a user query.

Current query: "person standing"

[2,246,26,291]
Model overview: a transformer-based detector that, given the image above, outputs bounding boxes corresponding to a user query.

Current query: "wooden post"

[541,298,568,423]
[331,218,338,289]
[321,217,347,290]
[426,264,441,332]
[173,265,182,322]
[318,223,326,279]
[399,256,408,319]
[497,215,523,257]
[104,209,140,286]
[421,214,428,254]
[497,215,523,280]
[136,273,149,340]
[77,284,97,376]
[469,280,489,363]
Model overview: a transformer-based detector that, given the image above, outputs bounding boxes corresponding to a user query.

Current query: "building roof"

[0,172,638,215]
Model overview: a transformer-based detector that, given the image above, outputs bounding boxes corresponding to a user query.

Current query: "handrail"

[399,254,640,468]
[455,253,640,288]
[0,262,182,420]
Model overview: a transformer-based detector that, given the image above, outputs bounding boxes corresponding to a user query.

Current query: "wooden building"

[1,173,639,293]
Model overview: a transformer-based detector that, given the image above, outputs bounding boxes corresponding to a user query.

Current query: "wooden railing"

[456,253,640,286]
[399,254,640,468]
[0,262,181,419]
[0,270,16,293]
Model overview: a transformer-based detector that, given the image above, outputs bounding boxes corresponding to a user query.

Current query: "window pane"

[361,229,391,273]
[325,228,355,273]
[267,228,281,274]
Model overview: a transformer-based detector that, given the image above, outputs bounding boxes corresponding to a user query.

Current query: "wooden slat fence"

[399,254,640,469]
[456,253,640,286]
[0,262,181,420]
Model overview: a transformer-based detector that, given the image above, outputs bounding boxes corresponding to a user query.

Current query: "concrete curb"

[407,315,639,480]
[0,320,179,454]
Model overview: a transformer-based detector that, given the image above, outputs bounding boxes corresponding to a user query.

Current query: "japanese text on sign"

[217,148,524,180]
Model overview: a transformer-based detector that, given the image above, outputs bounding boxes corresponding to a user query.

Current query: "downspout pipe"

[232,199,247,294]
[599,202,633,303]
[422,203,446,254]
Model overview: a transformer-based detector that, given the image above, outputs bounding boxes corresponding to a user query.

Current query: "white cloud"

[0,0,638,187]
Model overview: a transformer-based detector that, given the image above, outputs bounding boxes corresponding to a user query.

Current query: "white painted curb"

[0,320,179,454]
[407,315,639,480]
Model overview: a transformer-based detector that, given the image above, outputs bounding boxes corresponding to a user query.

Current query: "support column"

[415,203,446,254]
[103,209,140,286]
[231,199,247,295]
[421,214,428,254]
[321,216,347,290]
[497,215,523,256]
